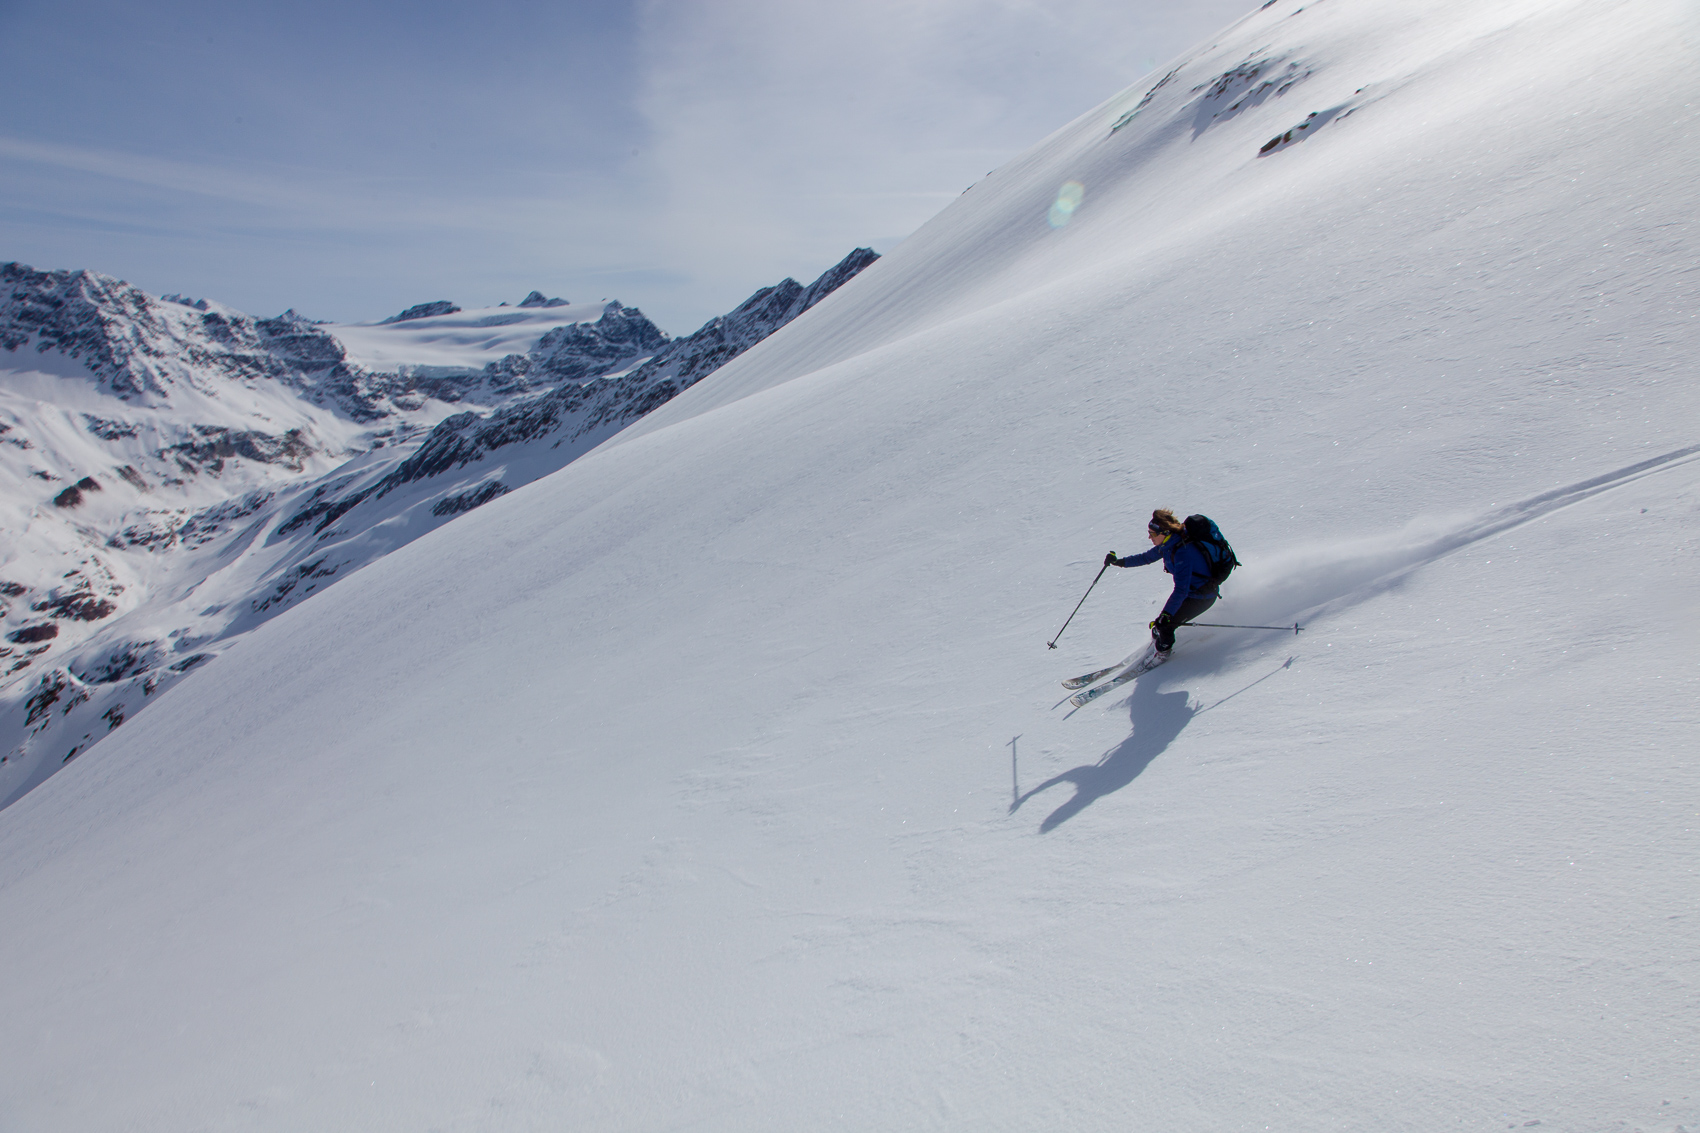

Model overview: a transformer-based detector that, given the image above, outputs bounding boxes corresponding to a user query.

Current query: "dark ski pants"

[1154,593,1218,652]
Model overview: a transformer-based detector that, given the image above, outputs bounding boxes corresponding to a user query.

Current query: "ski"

[1061,650,1142,690]
[1068,648,1167,708]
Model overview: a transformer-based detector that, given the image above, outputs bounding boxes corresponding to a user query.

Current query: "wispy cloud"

[0,135,605,238]
[630,0,1255,316]
[0,136,348,214]
[0,1,1255,328]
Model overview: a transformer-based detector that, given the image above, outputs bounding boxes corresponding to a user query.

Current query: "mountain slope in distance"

[0,252,877,806]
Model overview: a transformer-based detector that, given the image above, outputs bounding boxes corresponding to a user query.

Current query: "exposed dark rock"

[520,302,669,383]
[256,310,347,368]
[8,624,58,645]
[1257,103,1348,156]
[369,249,880,498]
[1113,66,1181,132]
[0,264,427,422]
[276,485,374,538]
[114,489,275,551]
[82,415,138,440]
[1189,56,1313,139]
[76,642,158,684]
[377,409,550,490]
[2,264,342,403]
[24,674,67,728]
[53,477,101,507]
[35,591,116,621]
[621,247,879,394]
[433,481,509,516]
[161,426,315,474]
[518,291,571,308]
[381,301,461,324]
[250,558,340,614]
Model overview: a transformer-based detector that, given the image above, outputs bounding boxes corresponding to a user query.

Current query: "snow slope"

[2,0,1697,1129]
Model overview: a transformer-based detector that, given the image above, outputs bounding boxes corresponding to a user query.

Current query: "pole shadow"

[1013,676,1196,832]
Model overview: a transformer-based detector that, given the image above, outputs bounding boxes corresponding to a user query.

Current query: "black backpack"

[1182,514,1240,588]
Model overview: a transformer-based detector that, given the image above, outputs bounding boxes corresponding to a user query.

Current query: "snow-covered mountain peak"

[0,248,877,804]
[516,290,572,308]
[2,263,331,406]
[379,300,460,324]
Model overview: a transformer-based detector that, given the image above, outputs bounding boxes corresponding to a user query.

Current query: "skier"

[1105,509,1219,657]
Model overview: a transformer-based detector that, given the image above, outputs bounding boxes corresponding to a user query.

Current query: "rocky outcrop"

[623,247,879,395]
[380,301,461,324]
[160,427,315,476]
[2,265,478,423]
[517,292,571,308]
[53,477,102,508]
[366,248,879,496]
[475,302,670,397]
[0,264,368,410]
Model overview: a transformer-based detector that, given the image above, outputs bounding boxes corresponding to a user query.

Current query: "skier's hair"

[1148,509,1185,536]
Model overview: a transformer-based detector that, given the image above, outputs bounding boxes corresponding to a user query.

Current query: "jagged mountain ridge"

[380,301,461,324]
[342,247,883,497]
[3,263,394,422]
[1,263,686,424]
[0,248,878,806]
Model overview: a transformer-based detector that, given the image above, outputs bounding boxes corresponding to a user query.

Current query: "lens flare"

[1047,181,1085,229]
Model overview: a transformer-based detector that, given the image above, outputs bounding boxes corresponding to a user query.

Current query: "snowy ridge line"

[1204,445,1700,645]
[0,251,880,810]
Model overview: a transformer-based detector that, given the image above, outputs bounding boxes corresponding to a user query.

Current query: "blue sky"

[0,0,1254,333]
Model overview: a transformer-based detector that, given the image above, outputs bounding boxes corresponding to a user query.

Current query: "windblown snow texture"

[1,2,1697,1130]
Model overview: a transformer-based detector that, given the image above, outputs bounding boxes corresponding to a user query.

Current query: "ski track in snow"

[1222,442,1700,641]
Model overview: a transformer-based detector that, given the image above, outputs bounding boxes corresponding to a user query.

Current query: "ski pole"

[1182,621,1303,634]
[1048,561,1110,649]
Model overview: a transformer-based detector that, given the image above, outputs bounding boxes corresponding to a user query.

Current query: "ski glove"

[1105,552,1120,567]
[1150,612,1175,630]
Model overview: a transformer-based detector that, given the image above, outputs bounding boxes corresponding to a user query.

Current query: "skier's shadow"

[1014,677,1195,832]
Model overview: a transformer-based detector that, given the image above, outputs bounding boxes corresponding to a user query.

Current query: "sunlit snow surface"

[3,0,1699,1130]
[328,302,611,373]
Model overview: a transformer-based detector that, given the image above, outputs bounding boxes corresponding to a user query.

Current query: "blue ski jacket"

[1115,536,1216,617]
